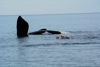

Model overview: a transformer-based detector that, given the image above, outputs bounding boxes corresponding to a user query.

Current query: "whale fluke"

[39,28,47,31]
[29,29,61,35]
[29,28,46,35]
[47,30,61,34]
[29,30,45,35]
[17,16,29,37]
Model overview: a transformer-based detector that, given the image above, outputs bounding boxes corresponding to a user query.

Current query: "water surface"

[0,13,100,67]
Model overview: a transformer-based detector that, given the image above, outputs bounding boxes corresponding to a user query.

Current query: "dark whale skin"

[17,16,29,37]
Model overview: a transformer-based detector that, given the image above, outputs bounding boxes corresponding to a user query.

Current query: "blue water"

[0,13,100,67]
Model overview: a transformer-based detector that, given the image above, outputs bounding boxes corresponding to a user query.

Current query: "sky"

[0,0,100,15]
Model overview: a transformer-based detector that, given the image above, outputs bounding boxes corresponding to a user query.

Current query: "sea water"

[0,13,100,67]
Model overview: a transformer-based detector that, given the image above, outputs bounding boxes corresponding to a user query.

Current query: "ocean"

[0,13,100,67]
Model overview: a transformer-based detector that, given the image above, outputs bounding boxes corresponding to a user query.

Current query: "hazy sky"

[0,0,100,15]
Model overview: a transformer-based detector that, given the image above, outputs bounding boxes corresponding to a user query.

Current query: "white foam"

[42,31,51,35]
[61,32,70,34]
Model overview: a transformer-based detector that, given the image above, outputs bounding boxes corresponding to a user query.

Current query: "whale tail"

[47,30,61,34]
[17,16,29,37]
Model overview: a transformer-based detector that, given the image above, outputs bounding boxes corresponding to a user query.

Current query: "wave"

[21,42,100,47]
[67,31,100,39]
[1,41,100,48]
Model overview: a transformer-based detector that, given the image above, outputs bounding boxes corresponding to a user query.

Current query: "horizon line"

[0,12,100,16]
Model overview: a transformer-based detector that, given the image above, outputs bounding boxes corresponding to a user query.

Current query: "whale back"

[56,35,70,39]
[17,16,29,37]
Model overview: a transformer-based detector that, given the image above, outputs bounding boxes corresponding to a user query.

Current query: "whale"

[56,35,71,39]
[29,28,61,35]
[17,16,61,37]
[17,16,29,37]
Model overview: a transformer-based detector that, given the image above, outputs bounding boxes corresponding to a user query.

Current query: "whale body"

[56,35,71,39]
[17,16,61,37]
